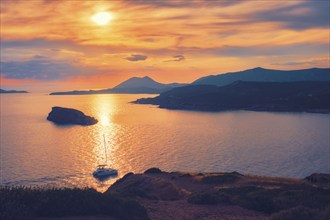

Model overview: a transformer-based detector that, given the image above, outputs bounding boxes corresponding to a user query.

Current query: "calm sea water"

[1,93,329,191]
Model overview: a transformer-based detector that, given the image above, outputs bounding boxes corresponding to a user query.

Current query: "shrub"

[221,184,330,214]
[221,186,276,213]
[188,192,230,205]
[0,200,34,220]
[271,206,317,220]
[273,186,330,211]
[317,204,330,220]
[201,173,240,184]
[0,187,149,220]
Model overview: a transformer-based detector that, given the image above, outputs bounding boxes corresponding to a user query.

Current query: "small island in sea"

[47,106,98,126]
[0,89,28,93]
[1,168,329,220]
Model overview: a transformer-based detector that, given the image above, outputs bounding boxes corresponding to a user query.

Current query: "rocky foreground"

[107,168,330,220]
[1,169,330,220]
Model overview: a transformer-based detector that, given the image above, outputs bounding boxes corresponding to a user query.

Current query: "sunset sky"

[0,0,329,92]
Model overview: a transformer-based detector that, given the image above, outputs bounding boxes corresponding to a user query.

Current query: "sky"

[0,0,329,92]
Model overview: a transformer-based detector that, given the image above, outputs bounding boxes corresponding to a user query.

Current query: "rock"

[108,174,185,200]
[47,106,98,126]
[144,168,163,174]
[305,173,330,185]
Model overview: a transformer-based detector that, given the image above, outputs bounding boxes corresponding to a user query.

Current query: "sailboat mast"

[103,134,108,164]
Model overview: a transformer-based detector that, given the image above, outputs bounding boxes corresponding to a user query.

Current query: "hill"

[50,76,186,95]
[193,67,330,86]
[110,76,185,93]
[134,81,330,113]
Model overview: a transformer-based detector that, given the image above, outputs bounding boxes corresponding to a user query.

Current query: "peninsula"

[0,89,28,93]
[134,81,330,113]
[193,67,330,86]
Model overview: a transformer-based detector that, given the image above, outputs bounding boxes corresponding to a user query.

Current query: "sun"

[92,12,112,25]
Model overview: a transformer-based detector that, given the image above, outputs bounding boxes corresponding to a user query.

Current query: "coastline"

[133,81,330,114]
[1,168,329,220]
[137,102,330,114]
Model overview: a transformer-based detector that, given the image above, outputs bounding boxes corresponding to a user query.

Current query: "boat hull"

[93,168,118,178]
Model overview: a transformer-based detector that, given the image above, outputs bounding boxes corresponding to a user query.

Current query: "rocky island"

[47,106,98,125]
[0,89,28,93]
[1,168,329,220]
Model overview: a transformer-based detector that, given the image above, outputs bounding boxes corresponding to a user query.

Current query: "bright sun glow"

[92,12,112,25]
[100,115,110,126]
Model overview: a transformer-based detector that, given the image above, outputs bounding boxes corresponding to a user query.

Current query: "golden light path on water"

[89,95,120,191]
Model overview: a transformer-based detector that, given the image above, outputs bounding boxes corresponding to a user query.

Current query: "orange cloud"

[0,0,329,92]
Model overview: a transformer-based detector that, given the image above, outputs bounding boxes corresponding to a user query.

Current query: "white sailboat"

[93,134,118,178]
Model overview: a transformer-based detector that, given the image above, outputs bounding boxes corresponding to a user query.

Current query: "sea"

[1,93,329,191]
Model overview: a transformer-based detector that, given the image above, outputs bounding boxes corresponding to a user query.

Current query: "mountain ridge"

[50,76,186,95]
[193,67,330,86]
[134,81,330,113]
[49,67,330,95]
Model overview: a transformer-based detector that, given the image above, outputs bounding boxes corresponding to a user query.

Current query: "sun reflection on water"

[89,95,121,191]
[100,115,110,126]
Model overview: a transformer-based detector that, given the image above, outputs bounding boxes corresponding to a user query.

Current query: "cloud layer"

[0,0,329,91]
[165,55,185,62]
[0,57,96,80]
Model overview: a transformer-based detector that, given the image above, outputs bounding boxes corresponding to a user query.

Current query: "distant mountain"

[113,76,162,89]
[0,89,28,93]
[111,76,186,93]
[134,81,330,113]
[50,76,186,95]
[193,67,330,86]
[49,89,108,95]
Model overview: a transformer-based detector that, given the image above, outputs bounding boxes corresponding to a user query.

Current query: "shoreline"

[1,168,330,220]
[134,102,330,114]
